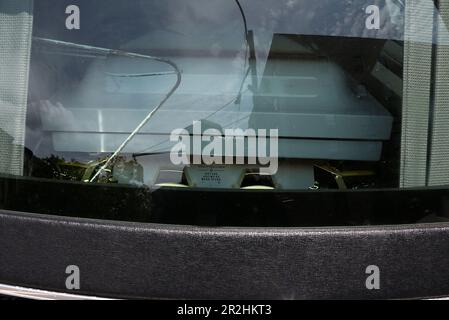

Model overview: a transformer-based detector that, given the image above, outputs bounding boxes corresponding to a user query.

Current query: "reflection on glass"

[1,0,449,226]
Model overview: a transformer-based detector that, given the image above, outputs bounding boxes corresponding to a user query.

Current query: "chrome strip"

[2,283,448,300]
[0,283,114,300]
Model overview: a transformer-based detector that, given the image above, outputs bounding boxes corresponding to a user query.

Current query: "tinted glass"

[1,0,449,226]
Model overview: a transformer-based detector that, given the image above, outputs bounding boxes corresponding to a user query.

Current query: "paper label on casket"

[185,165,244,189]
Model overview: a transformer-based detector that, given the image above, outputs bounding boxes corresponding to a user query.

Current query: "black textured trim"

[1,210,449,299]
